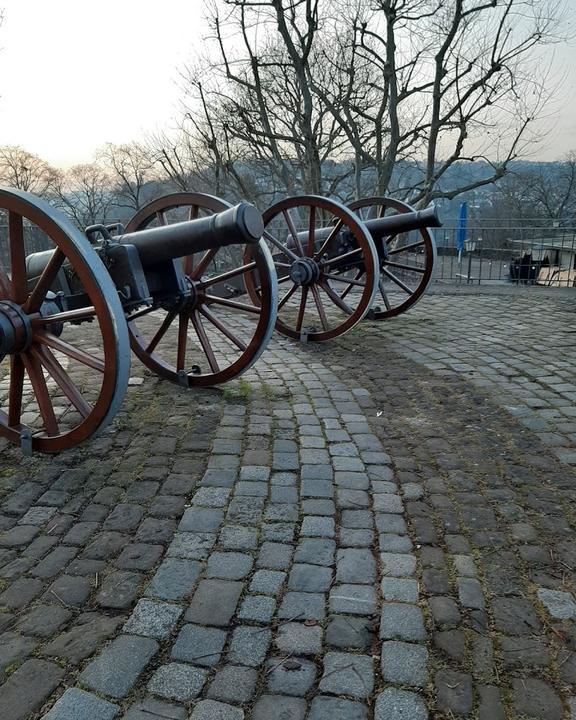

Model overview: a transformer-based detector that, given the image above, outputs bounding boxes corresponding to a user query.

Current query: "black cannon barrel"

[363,205,441,239]
[295,205,441,247]
[119,202,264,268]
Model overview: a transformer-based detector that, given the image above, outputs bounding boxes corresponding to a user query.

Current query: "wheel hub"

[290,258,320,287]
[0,301,32,355]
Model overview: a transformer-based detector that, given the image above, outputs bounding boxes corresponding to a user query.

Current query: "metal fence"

[433,225,576,287]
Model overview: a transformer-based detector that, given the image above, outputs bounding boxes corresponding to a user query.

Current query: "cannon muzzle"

[363,205,441,239]
[119,202,264,268]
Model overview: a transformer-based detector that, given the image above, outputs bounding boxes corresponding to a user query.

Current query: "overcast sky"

[1,0,575,168]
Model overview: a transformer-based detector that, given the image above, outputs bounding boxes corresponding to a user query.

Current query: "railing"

[433,225,576,287]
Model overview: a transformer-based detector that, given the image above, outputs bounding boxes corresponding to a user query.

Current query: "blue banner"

[457,202,467,252]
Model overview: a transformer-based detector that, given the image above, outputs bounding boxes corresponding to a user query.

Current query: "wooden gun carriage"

[0,187,440,454]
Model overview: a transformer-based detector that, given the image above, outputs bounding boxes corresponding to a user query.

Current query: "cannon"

[0,187,277,453]
[245,195,440,341]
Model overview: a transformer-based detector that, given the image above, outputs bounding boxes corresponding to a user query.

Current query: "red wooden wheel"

[348,196,436,319]
[0,187,129,453]
[124,193,277,386]
[245,196,378,342]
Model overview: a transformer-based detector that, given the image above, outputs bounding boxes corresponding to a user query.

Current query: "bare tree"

[0,146,60,197]
[53,163,114,229]
[176,0,568,204]
[98,142,155,211]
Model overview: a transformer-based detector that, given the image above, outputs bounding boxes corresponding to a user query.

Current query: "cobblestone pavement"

[0,286,575,719]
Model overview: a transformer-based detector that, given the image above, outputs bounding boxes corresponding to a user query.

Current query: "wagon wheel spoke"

[21,352,58,436]
[190,248,219,280]
[30,306,98,327]
[35,331,106,373]
[145,308,178,354]
[0,258,11,298]
[381,266,413,294]
[320,281,354,314]
[388,240,426,255]
[311,285,329,330]
[190,310,220,374]
[183,205,200,275]
[31,345,92,419]
[314,219,344,260]
[321,247,363,269]
[25,249,66,313]
[283,210,305,257]
[199,305,247,352]
[204,294,261,315]
[278,283,298,311]
[9,211,27,303]
[177,312,189,371]
[296,287,309,333]
[378,279,392,310]
[264,230,300,262]
[341,269,366,300]
[198,261,257,289]
[384,260,426,274]
[323,271,366,288]
[307,206,316,256]
[8,355,25,427]
[156,211,167,226]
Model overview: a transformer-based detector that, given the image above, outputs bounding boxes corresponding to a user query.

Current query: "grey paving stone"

[458,577,485,609]
[238,595,276,622]
[147,662,207,701]
[381,577,420,603]
[275,622,323,655]
[492,597,542,635]
[257,542,293,570]
[249,570,286,595]
[0,632,38,675]
[252,695,306,720]
[308,696,368,720]
[381,641,428,687]
[339,528,374,547]
[178,509,227,533]
[206,552,254,580]
[436,670,473,715]
[378,533,413,552]
[219,525,258,550]
[288,564,332,592]
[79,635,159,698]
[228,626,271,667]
[325,615,374,649]
[123,599,182,639]
[146,558,201,601]
[18,506,57,526]
[301,499,336,516]
[207,665,257,703]
[500,635,550,669]
[380,603,426,642]
[294,538,335,566]
[42,613,123,664]
[429,596,461,629]
[16,604,72,638]
[122,697,187,720]
[329,584,377,615]
[300,478,334,499]
[452,554,477,576]
[103,504,144,531]
[171,624,227,667]
[44,574,92,606]
[135,518,176,544]
[266,656,316,696]
[0,577,44,608]
[200,470,238,488]
[186,579,243,626]
[0,659,64,720]
[278,591,326,620]
[167,532,216,560]
[190,700,244,720]
[240,466,270,481]
[42,688,120,720]
[192,487,231,507]
[336,549,376,584]
[96,571,143,610]
[375,514,407,534]
[340,510,372,529]
[374,688,428,720]
[115,543,163,571]
[380,553,417,577]
[319,652,374,699]
[301,516,335,538]
[537,587,576,619]
[265,504,299,522]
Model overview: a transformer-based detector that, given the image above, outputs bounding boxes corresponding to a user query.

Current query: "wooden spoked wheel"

[124,193,277,387]
[245,196,378,342]
[349,196,436,319]
[0,187,130,453]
